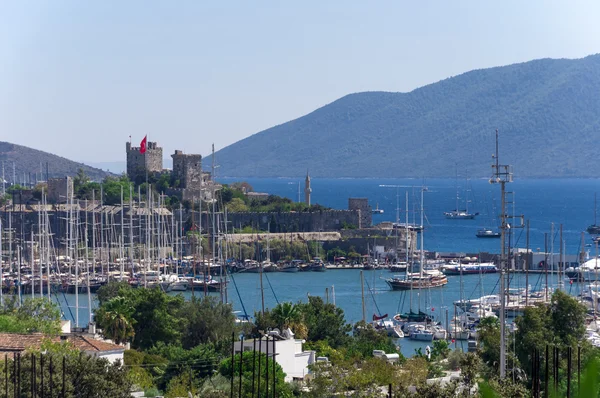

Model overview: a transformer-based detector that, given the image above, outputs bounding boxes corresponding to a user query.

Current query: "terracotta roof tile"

[0,333,124,353]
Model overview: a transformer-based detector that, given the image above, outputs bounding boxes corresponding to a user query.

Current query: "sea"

[56,178,600,356]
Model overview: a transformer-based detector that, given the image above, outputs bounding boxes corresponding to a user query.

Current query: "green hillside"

[0,141,113,183]
[207,54,600,178]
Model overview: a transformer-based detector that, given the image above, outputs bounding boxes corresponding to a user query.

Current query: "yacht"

[385,270,448,290]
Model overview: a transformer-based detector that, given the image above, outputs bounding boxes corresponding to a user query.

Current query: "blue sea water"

[55,178,599,357]
[219,177,600,255]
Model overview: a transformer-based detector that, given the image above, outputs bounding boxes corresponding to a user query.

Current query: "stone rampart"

[226,210,360,232]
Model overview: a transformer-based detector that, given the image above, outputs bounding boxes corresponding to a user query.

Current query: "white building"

[234,330,316,382]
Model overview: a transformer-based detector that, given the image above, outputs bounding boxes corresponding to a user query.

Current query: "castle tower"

[171,150,202,189]
[304,171,312,206]
[126,140,163,183]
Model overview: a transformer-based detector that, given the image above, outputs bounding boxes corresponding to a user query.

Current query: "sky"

[1,1,600,164]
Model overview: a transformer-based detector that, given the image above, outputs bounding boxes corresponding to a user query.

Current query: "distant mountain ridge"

[206,54,600,178]
[0,142,112,183]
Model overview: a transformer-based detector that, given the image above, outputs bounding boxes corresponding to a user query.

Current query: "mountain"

[206,54,600,178]
[0,142,113,183]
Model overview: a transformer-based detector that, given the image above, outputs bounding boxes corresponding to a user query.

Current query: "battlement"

[126,140,163,183]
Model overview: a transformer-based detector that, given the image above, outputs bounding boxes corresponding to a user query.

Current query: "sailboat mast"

[361,270,366,323]
[0,218,3,306]
[120,185,124,281]
[129,185,133,277]
[85,199,92,324]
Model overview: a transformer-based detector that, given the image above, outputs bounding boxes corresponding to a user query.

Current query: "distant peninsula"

[206,54,600,178]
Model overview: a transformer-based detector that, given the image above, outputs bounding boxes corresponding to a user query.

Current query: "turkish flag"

[140,136,147,154]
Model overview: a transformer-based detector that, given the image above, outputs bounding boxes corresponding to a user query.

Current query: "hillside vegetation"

[207,54,600,178]
[0,141,112,182]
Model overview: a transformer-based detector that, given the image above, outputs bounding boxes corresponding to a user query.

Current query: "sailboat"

[386,188,448,290]
[444,170,479,219]
[587,193,600,235]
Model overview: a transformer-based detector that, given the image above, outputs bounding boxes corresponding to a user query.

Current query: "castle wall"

[225,210,361,233]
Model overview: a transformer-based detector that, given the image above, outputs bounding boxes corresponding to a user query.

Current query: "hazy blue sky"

[1,1,599,164]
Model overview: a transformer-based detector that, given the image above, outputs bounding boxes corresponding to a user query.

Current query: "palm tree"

[96,296,136,345]
[271,302,307,339]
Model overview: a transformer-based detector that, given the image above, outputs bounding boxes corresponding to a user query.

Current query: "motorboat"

[476,228,501,238]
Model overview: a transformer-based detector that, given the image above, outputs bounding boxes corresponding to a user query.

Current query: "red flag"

[140,135,147,154]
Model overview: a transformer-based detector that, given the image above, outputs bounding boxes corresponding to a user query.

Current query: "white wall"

[235,338,315,382]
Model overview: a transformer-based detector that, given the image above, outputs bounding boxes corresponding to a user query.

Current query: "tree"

[95,296,136,345]
[219,351,290,398]
[0,298,61,335]
[227,197,248,212]
[347,321,401,360]
[95,287,184,350]
[0,344,132,397]
[477,316,502,372]
[271,302,307,340]
[179,296,236,351]
[97,280,132,306]
[297,296,351,348]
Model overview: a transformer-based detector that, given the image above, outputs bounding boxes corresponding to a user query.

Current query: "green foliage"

[297,296,351,348]
[515,290,587,379]
[0,350,132,397]
[178,296,236,351]
[96,280,132,306]
[219,351,291,398]
[0,298,61,334]
[348,322,402,360]
[148,342,219,391]
[96,287,184,350]
[431,339,450,360]
[226,197,248,212]
[95,296,136,344]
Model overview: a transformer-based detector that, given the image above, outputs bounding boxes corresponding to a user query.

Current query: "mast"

[120,185,124,281]
[559,224,563,291]
[129,185,133,278]
[489,128,523,379]
[73,187,79,327]
[525,220,529,307]
[30,230,34,300]
[361,270,366,323]
[0,218,3,306]
[85,199,92,324]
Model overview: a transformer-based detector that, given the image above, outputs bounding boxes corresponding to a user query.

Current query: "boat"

[406,324,434,341]
[444,170,478,219]
[386,188,447,290]
[279,260,301,273]
[373,318,404,339]
[393,310,435,324]
[565,257,600,281]
[444,209,479,219]
[385,270,448,290]
[587,193,600,234]
[170,277,189,291]
[372,203,384,214]
[308,258,326,272]
[476,228,501,238]
[389,262,408,272]
[441,262,497,275]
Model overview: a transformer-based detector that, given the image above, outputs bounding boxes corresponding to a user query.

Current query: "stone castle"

[125,141,214,202]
